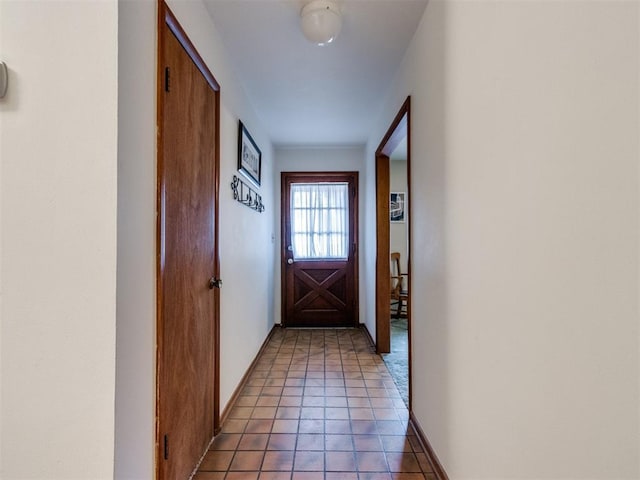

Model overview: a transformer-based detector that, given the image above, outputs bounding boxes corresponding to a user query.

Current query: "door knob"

[287,259,294,265]
[209,277,222,289]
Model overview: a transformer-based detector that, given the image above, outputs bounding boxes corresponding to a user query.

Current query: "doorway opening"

[375,97,411,407]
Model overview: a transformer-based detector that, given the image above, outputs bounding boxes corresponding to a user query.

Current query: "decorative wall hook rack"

[231,175,264,213]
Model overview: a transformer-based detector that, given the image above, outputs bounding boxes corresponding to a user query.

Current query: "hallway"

[195,328,434,480]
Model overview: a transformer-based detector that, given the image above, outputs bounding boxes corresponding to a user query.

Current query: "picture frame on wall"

[390,192,406,223]
[238,120,262,187]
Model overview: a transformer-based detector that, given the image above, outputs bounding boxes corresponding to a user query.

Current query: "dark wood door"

[157,5,220,480]
[282,172,359,328]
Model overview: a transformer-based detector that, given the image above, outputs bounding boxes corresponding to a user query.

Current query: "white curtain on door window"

[290,183,349,259]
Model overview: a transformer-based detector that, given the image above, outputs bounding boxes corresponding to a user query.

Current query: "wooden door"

[281,172,358,328]
[157,4,220,480]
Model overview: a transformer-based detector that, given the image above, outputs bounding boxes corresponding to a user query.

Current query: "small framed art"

[238,120,262,186]
[390,192,406,223]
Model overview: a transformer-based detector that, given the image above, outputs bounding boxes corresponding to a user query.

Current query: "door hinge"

[163,434,169,460]
[164,67,170,92]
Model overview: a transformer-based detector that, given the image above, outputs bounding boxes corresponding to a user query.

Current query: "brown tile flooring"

[195,328,435,480]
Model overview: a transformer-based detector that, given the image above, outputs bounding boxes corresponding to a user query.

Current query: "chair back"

[390,252,403,296]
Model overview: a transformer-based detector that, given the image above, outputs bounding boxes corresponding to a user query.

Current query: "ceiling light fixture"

[300,0,342,46]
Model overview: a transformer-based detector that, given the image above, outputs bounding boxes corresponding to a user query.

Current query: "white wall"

[115,1,276,477]
[390,161,408,273]
[115,1,156,478]
[366,0,640,478]
[274,147,366,325]
[0,1,119,478]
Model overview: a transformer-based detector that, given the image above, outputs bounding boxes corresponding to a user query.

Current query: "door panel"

[282,172,358,328]
[157,5,220,480]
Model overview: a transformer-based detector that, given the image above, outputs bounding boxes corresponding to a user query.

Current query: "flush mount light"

[300,0,342,46]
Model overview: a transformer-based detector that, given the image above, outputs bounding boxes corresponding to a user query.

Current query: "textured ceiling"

[204,0,428,146]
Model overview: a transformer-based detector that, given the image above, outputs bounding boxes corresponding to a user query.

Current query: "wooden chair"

[390,252,409,318]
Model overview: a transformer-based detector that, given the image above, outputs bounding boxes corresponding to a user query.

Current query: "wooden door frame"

[156,1,221,476]
[375,97,411,404]
[281,171,360,327]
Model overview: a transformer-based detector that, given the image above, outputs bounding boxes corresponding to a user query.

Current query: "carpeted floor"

[382,318,408,406]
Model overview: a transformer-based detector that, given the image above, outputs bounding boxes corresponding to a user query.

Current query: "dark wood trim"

[155,2,167,472]
[377,97,410,156]
[164,5,220,92]
[405,98,412,411]
[156,0,222,471]
[280,172,287,326]
[410,412,450,480]
[352,173,360,327]
[219,325,279,426]
[375,154,391,354]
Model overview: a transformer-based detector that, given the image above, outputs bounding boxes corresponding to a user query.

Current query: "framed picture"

[390,192,406,223]
[237,120,262,187]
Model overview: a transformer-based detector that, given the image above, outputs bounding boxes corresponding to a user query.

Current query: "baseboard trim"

[217,322,451,479]
[410,411,450,480]
[218,324,279,429]
[359,323,376,349]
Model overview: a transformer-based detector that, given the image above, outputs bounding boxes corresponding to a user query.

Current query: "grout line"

[198,328,429,479]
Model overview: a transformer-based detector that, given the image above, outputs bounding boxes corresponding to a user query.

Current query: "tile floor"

[195,328,435,480]
[382,318,408,406]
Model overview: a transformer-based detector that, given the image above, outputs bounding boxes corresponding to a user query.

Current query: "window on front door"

[290,182,349,260]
